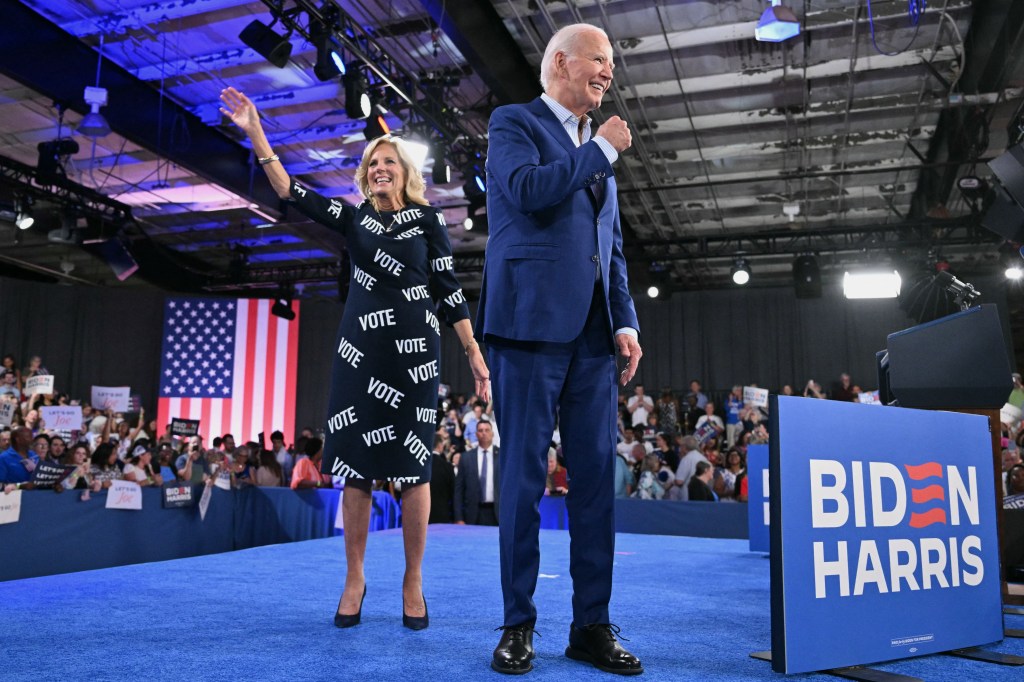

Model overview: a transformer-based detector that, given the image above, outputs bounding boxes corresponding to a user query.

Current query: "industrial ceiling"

[1,0,1023,301]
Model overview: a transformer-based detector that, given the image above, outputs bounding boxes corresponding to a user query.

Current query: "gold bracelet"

[258,154,279,166]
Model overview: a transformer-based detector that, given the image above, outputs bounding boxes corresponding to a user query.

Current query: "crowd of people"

[4,354,1024,513]
[0,353,336,495]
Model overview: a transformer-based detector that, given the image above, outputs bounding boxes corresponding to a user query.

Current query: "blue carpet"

[0,526,1021,681]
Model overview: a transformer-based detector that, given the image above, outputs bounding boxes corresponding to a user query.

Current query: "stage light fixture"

[14,198,33,230]
[431,143,452,185]
[844,271,901,299]
[402,139,430,171]
[1007,265,1023,281]
[78,86,111,137]
[271,298,296,321]
[731,257,751,285]
[754,0,801,42]
[363,106,390,140]
[463,217,473,230]
[344,70,371,120]
[647,286,660,299]
[240,19,293,68]
[311,20,343,81]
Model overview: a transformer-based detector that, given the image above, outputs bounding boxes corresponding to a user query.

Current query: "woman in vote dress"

[220,87,489,630]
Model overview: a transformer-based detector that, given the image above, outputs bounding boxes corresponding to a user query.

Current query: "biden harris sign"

[769,395,1002,674]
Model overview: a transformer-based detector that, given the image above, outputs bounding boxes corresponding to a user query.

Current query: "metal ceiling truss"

[203,260,342,291]
[0,153,132,225]
[258,0,487,173]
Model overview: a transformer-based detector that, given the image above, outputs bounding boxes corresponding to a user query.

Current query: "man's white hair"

[539,23,609,92]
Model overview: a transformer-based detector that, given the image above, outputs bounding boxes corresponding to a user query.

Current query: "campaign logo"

[809,458,983,599]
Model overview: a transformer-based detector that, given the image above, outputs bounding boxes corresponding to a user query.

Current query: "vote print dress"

[290,179,470,483]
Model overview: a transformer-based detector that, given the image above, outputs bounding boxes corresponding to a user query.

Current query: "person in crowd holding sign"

[1,427,39,491]
[220,85,489,632]
[694,402,724,441]
[22,355,48,381]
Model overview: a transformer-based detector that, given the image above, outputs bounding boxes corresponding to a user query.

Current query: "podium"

[877,303,1020,608]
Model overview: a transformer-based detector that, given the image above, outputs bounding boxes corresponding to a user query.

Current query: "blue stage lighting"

[754,1,802,42]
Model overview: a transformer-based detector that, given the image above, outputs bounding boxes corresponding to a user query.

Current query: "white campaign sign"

[91,386,130,412]
[24,375,54,396]
[40,406,82,436]
[743,385,769,408]
[0,400,15,427]
[105,480,143,510]
[0,490,22,525]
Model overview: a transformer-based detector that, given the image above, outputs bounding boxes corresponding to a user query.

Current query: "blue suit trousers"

[487,285,618,627]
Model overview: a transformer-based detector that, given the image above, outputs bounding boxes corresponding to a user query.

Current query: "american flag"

[156,297,300,445]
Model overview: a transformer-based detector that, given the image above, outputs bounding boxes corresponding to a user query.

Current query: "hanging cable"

[866,0,925,56]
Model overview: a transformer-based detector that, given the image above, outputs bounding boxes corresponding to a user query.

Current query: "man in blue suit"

[475,23,643,676]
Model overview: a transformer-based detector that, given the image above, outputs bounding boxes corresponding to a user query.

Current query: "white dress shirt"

[478,447,495,503]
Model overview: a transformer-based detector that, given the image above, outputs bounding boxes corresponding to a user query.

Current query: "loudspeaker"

[792,255,821,299]
[989,143,1024,208]
[981,184,1024,242]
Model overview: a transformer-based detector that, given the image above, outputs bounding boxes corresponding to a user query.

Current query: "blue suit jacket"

[475,98,639,344]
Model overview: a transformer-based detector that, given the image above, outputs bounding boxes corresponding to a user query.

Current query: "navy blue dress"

[290,179,470,483]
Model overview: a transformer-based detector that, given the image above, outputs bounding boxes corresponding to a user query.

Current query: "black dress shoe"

[565,623,643,675]
[333,585,366,628]
[492,624,537,675]
[403,594,429,630]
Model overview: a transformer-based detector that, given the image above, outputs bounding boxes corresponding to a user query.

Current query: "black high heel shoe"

[334,585,366,628]
[403,594,429,630]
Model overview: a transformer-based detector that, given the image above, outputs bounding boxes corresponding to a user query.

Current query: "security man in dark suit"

[454,419,499,525]
[429,434,456,524]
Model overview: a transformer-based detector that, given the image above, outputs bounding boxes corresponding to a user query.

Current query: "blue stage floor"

[1,526,1021,681]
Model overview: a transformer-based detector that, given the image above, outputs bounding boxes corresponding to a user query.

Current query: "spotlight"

[344,70,371,120]
[240,19,292,68]
[363,106,390,140]
[311,20,343,81]
[731,257,751,285]
[15,199,33,230]
[431,143,451,185]
[463,217,473,230]
[843,271,901,299]
[647,286,660,299]
[464,195,488,233]
[271,298,296,321]
[78,86,111,137]
[1007,265,1023,281]
[402,139,430,171]
[754,0,801,42]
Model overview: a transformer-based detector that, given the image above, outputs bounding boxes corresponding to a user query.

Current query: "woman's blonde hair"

[354,136,429,210]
